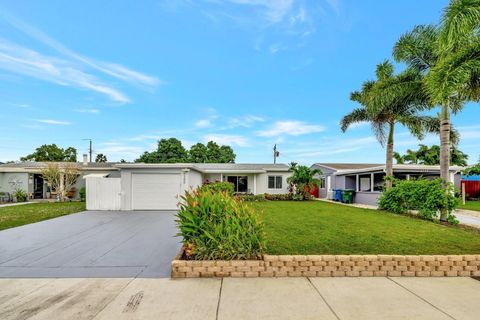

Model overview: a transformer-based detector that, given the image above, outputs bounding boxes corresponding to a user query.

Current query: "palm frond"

[340,108,370,132]
[439,0,480,50]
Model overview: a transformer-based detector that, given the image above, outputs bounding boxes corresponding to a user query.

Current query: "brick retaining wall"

[171,254,480,278]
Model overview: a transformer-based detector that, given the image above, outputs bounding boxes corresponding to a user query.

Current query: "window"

[359,174,371,192]
[319,176,326,189]
[227,176,248,193]
[268,176,282,189]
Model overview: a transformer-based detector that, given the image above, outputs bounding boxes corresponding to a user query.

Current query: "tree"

[95,153,107,162]
[188,143,208,163]
[135,138,188,163]
[463,157,480,176]
[394,144,468,166]
[219,145,235,163]
[287,163,321,200]
[206,141,222,163]
[21,144,77,162]
[341,61,437,189]
[41,163,79,201]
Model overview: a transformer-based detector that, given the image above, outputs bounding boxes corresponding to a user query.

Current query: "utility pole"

[83,139,93,162]
[273,144,280,164]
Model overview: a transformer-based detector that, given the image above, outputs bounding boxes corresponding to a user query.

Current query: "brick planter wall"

[171,254,480,278]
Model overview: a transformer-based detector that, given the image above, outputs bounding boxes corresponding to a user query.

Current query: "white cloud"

[226,0,294,23]
[228,115,264,128]
[75,108,100,114]
[35,119,71,125]
[257,120,325,137]
[204,134,249,147]
[0,40,130,103]
[195,119,212,128]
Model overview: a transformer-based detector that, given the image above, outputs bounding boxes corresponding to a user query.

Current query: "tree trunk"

[385,120,395,190]
[439,103,451,221]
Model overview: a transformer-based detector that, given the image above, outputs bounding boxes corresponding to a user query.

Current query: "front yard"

[459,201,480,212]
[251,201,480,255]
[0,202,86,231]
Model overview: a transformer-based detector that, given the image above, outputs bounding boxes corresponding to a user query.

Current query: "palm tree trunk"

[385,120,395,190]
[439,103,451,221]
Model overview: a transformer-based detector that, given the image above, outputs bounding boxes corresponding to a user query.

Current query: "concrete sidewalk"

[1,277,479,319]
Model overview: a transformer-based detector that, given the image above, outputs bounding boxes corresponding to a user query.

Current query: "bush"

[378,178,459,223]
[264,193,293,201]
[236,194,266,202]
[79,187,86,202]
[13,188,28,202]
[198,181,234,196]
[176,188,266,260]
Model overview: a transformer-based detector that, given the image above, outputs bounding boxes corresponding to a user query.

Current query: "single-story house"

[0,160,119,200]
[310,163,464,206]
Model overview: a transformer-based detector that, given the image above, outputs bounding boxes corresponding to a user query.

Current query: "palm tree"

[341,61,439,189]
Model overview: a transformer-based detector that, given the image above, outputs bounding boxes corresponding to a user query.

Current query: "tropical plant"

[79,187,86,202]
[378,178,459,224]
[394,144,468,166]
[198,181,234,196]
[13,188,28,202]
[341,61,441,189]
[463,157,480,176]
[286,163,320,200]
[41,163,79,202]
[21,144,77,162]
[176,188,266,260]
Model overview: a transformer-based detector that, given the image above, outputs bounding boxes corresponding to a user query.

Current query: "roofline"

[334,165,465,176]
[115,163,290,173]
[0,167,118,173]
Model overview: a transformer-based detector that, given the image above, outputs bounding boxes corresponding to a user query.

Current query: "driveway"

[0,211,181,278]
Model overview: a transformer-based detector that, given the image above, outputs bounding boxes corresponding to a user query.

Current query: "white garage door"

[131,173,181,210]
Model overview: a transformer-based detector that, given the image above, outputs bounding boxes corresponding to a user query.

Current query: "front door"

[33,174,44,199]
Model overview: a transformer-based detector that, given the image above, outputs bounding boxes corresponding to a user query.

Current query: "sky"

[0,0,479,165]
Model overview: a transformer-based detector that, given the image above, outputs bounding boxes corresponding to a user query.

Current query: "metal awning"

[82,173,109,179]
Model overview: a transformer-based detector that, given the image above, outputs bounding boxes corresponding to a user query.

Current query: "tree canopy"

[135,138,236,163]
[394,144,468,166]
[95,153,107,162]
[21,144,77,162]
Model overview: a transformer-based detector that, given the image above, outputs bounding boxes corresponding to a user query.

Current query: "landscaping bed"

[0,201,86,231]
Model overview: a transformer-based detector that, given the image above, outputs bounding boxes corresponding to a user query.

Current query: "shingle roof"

[312,163,382,171]
[0,161,118,170]
[193,163,289,171]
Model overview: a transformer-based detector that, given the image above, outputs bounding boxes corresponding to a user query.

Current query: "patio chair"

[0,192,12,203]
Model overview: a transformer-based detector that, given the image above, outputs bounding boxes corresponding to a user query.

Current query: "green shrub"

[13,188,28,202]
[176,189,266,260]
[79,187,86,202]
[236,194,266,202]
[378,178,459,223]
[264,193,293,201]
[198,181,234,196]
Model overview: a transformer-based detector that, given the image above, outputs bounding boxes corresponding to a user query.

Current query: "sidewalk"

[1,277,479,319]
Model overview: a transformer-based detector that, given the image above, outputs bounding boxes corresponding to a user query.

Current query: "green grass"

[0,202,86,231]
[459,201,480,212]
[250,201,480,255]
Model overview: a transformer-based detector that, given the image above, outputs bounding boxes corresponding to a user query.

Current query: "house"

[107,163,291,210]
[0,159,119,200]
[311,163,464,206]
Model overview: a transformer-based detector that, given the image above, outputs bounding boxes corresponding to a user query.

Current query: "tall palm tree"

[341,61,439,189]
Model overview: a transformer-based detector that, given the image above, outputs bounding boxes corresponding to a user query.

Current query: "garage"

[131,173,181,210]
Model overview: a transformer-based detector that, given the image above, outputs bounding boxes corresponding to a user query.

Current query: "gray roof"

[312,163,382,171]
[0,161,118,170]
[193,163,289,171]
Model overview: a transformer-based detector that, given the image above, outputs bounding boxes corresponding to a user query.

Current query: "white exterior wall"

[255,171,292,195]
[187,170,203,191]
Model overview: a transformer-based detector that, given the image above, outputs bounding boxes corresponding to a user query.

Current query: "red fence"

[461,180,480,198]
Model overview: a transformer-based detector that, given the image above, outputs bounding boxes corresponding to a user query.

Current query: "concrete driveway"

[0,211,181,278]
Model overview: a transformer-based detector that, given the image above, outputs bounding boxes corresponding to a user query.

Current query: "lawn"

[459,201,480,212]
[250,201,480,255]
[0,202,86,231]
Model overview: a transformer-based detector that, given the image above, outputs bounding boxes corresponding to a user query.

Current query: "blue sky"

[0,0,479,164]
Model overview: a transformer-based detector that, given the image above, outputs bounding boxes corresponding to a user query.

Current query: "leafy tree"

[41,163,79,201]
[463,157,480,176]
[219,145,235,163]
[394,144,468,166]
[135,138,188,163]
[95,153,107,162]
[21,144,77,162]
[188,143,208,163]
[206,141,222,163]
[341,61,438,189]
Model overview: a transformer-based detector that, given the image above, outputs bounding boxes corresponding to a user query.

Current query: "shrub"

[13,188,28,202]
[236,194,266,202]
[378,178,459,223]
[198,181,234,196]
[264,193,293,201]
[79,187,86,202]
[176,189,266,260]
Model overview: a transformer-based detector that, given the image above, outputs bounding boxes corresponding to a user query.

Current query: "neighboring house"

[0,160,119,200]
[311,163,464,206]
